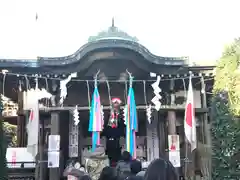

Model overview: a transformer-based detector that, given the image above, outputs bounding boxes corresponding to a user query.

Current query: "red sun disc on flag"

[29,109,34,121]
[186,103,193,127]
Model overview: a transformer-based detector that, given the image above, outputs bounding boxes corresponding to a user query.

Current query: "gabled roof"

[88,18,138,42]
[0,21,188,69]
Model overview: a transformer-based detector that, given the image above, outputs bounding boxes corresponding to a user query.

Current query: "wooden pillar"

[168,79,177,135]
[16,115,21,146]
[17,115,25,147]
[17,90,24,147]
[59,112,69,168]
[167,79,179,174]
[146,111,160,161]
[78,119,83,164]
[158,113,166,158]
[200,76,211,177]
[200,77,211,146]
[49,111,60,180]
[153,111,160,159]
[168,111,177,135]
[38,117,45,180]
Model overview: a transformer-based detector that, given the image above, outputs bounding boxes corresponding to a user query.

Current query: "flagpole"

[184,132,189,178]
[184,71,192,179]
[36,77,44,180]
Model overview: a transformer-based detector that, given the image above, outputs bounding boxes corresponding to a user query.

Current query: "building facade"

[0,24,214,179]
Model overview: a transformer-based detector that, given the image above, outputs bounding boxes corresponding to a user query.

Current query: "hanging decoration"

[88,71,104,152]
[146,105,152,124]
[125,70,138,159]
[150,74,162,111]
[100,105,104,124]
[69,111,79,157]
[143,80,152,124]
[123,105,128,125]
[123,81,128,125]
[108,98,121,128]
[73,105,79,125]
[59,72,77,106]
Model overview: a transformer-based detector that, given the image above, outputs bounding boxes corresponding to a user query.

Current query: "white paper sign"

[169,151,181,167]
[168,135,180,151]
[6,148,35,168]
[150,72,157,77]
[48,135,60,151]
[48,151,60,168]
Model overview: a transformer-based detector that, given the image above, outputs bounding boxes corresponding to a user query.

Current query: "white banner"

[48,135,60,151]
[169,151,181,167]
[168,135,181,167]
[48,151,60,168]
[6,148,35,168]
[168,135,180,151]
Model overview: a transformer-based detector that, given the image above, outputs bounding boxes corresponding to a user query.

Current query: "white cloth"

[184,77,197,151]
[26,92,39,158]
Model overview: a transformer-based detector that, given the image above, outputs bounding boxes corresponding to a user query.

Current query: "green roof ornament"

[88,18,138,42]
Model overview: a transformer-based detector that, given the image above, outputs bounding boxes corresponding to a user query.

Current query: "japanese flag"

[184,77,197,151]
[26,91,39,157]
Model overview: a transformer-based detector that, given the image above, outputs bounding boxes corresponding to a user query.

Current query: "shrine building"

[0,23,214,178]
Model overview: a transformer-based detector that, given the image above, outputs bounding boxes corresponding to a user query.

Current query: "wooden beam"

[38,105,209,113]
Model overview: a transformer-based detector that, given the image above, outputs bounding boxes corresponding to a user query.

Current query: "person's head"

[122,151,131,162]
[130,160,142,174]
[117,171,132,180]
[81,175,92,180]
[143,158,178,180]
[99,166,116,180]
[126,176,143,180]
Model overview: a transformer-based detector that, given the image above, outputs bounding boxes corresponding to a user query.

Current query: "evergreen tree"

[211,39,240,179]
[0,97,7,179]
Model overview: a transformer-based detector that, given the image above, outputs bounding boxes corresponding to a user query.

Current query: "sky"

[0,0,239,65]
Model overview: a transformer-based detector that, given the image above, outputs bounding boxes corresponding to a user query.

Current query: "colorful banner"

[125,86,138,159]
[88,87,103,152]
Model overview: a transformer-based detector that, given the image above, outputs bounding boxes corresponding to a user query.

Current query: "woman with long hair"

[143,158,178,180]
[98,166,117,180]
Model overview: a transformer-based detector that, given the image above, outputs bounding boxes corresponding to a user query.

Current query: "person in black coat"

[116,151,132,177]
[143,158,178,180]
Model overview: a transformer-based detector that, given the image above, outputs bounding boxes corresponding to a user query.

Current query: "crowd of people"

[75,151,178,180]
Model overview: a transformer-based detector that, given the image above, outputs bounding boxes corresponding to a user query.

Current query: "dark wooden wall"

[59,111,69,166]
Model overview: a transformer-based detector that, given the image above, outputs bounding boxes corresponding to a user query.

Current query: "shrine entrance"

[104,126,122,166]
[79,108,147,165]
[0,20,214,180]
[103,98,124,166]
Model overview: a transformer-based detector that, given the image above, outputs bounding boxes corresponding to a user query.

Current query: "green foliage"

[211,94,239,179]
[214,38,240,115]
[0,99,7,179]
[3,122,17,147]
[212,38,240,179]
